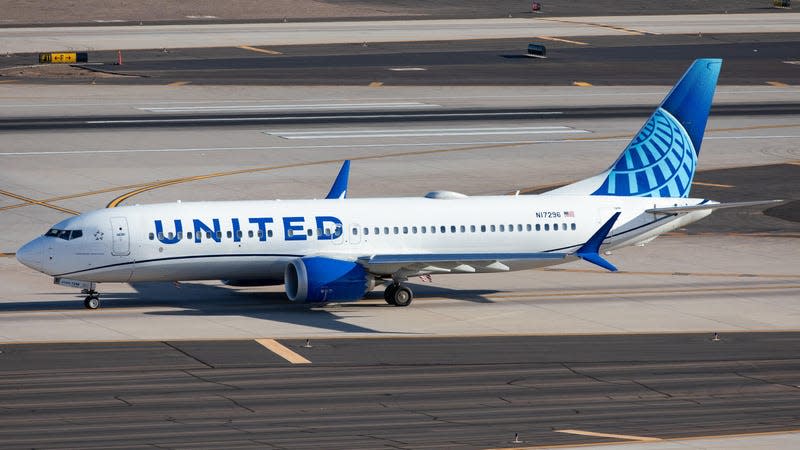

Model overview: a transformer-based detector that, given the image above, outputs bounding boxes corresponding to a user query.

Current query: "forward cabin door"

[110,217,130,256]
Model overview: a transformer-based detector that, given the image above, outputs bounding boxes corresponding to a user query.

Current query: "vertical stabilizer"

[545,59,721,198]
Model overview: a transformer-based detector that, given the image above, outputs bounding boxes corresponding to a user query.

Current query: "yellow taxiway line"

[536,36,589,45]
[238,45,283,55]
[255,338,311,364]
[555,429,661,442]
[0,189,79,215]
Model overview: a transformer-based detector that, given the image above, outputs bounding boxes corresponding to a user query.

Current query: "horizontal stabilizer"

[575,212,621,272]
[646,199,784,215]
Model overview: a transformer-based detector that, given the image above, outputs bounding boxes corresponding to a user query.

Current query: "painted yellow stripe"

[369,81,384,87]
[255,338,311,364]
[168,81,190,87]
[0,80,20,84]
[536,35,589,45]
[238,45,282,55]
[692,181,734,188]
[555,429,661,442]
[767,81,790,87]
[572,81,592,87]
[0,189,79,215]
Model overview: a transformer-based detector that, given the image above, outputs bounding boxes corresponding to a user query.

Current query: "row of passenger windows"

[353,223,577,236]
[148,222,577,241]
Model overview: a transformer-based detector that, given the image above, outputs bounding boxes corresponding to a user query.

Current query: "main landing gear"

[383,283,413,307]
[82,289,101,310]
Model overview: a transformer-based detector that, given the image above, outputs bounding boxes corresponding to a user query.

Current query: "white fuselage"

[18,194,710,284]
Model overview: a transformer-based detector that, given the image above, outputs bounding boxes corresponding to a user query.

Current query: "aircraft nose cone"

[17,238,44,272]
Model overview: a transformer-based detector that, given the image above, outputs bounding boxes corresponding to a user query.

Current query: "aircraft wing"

[358,252,569,274]
[646,199,784,215]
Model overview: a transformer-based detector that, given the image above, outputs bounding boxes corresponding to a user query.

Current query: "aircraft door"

[110,217,130,256]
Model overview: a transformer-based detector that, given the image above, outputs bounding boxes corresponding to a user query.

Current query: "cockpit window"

[44,228,84,240]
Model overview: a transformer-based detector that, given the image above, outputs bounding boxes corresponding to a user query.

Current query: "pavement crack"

[631,380,672,398]
[163,341,215,368]
[114,395,133,407]
[218,394,255,413]
[560,362,616,385]
[735,371,800,390]
[183,369,239,390]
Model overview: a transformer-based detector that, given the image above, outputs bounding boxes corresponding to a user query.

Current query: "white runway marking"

[389,67,427,71]
[268,126,588,139]
[1,135,798,156]
[85,111,563,124]
[137,102,439,113]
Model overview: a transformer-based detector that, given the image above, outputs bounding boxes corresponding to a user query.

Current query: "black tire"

[84,296,100,310]
[384,284,397,305]
[392,286,413,307]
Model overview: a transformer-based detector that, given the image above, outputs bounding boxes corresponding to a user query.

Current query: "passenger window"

[554,224,559,231]
[421,226,427,234]
[536,224,541,231]
[393,227,399,234]
[206,232,212,239]
[431,226,436,234]
[157,232,164,240]
[168,232,174,239]
[187,232,193,239]
[226,231,232,238]
[412,226,418,234]
[517,224,522,232]
[384,227,389,235]
[571,223,577,231]
[490,225,496,232]
[499,225,505,232]
[257,230,263,238]
[216,231,222,239]
[352,228,358,235]
[287,230,294,237]
[268,230,273,238]
[481,225,486,232]
[451,225,456,233]
[526,224,532,231]
[440,226,446,233]
[470,225,476,232]
[374,227,380,235]
[178,232,183,239]
[544,224,549,231]
[149,233,154,240]
[307,229,313,236]
[460,225,466,233]
[364,228,369,235]
[403,226,408,234]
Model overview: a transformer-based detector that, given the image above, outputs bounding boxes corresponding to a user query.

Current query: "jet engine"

[284,256,371,303]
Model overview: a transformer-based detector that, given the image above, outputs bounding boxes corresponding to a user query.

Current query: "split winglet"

[575,212,621,272]
[325,160,351,199]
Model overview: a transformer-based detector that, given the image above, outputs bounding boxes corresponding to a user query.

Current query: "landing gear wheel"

[391,285,413,307]
[84,295,100,310]
[384,284,398,305]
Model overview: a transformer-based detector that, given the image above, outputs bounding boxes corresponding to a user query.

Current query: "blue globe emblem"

[593,108,697,198]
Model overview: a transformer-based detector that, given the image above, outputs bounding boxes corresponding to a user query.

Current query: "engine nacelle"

[284,257,369,303]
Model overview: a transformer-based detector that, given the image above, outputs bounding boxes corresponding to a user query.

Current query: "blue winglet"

[325,160,350,199]
[576,212,621,272]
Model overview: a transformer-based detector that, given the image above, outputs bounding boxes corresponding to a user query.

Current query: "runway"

[0,333,799,448]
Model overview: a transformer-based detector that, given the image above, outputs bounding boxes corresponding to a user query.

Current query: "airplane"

[16,58,781,309]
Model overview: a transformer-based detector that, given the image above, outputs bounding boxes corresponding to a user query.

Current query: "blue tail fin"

[546,59,721,198]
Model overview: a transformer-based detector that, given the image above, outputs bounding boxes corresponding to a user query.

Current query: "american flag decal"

[564,210,575,217]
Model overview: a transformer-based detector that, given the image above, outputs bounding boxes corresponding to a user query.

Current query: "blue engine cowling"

[284,256,369,303]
